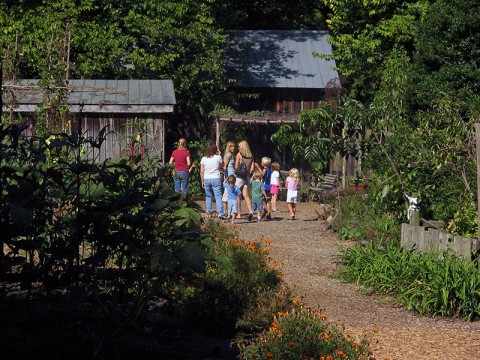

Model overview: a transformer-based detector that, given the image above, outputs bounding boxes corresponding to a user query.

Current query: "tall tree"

[323,0,429,103]
[407,0,480,114]
[211,0,328,30]
[0,0,228,114]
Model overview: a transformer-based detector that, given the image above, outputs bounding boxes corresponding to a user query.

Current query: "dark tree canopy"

[408,0,480,113]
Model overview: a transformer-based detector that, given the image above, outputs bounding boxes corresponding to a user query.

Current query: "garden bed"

[221,199,480,360]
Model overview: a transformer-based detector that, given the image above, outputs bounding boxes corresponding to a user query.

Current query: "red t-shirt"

[171,149,190,171]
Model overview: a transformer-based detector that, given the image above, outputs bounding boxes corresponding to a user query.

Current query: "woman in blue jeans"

[200,143,226,218]
[169,138,194,193]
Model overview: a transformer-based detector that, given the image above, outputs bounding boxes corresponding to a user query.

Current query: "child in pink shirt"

[285,168,300,220]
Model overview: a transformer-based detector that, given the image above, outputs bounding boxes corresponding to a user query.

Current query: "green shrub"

[338,241,480,321]
[238,306,370,360]
[165,220,286,335]
[334,192,400,244]
[446,200,478,238]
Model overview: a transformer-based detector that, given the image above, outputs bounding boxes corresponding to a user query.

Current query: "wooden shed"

[1,79,176,163]
[224,30,339,115]
[218,30,360,178]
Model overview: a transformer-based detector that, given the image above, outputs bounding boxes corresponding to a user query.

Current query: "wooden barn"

[218,30,359,179]
[1,79,176,163]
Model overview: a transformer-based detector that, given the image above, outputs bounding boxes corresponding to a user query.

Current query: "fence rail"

[401,223,479,261]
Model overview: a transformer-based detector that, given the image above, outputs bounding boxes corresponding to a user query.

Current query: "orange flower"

[326,356,333,360]
[320,314,328,320]
[267,352,273,358]
[264,237,272,244]
[263,246,269,252]
[324,334,330,340]
[337,350,344,356]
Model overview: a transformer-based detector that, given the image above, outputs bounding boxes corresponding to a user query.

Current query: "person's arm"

[249,158,255,175]
[186,155,191,167]
[200,163,205,188]
[169,156,174,165]
[224,155,232,170]
[219,155,224,170]
[234,153,241,170]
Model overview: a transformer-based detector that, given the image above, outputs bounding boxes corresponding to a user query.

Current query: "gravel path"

[199,199,480,360]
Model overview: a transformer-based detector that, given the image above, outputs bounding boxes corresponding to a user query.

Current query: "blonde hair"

[271,162,280,171]
[224,140,236,153]
[252,170,263,180]
[261,157,271,167]
[289,168,300,187]
[178,138,187,149]
[237,140,252,158]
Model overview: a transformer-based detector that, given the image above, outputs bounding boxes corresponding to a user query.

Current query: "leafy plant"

[238,306,370,359]
[165,221,286,335]
[272,97,366,174]
[340,226,362,241]
[446,201,478,238]
[338,241,480,321]
[0,124,210,324]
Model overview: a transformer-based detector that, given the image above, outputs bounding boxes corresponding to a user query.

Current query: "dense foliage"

[0,124,209,314]
[323,0,429,102]
[339,241,480,322]
[0,0,228,113]
[407,0,480,113]
[272,0,480,233]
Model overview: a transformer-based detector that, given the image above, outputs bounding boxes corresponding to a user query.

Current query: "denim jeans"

[204,177,225,216]
[174,170,189,193]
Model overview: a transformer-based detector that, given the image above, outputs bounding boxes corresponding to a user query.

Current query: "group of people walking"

[168,138,301,223]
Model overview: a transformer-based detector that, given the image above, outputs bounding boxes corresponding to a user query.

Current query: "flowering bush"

[166,220,285,335]
[238,306,370,360]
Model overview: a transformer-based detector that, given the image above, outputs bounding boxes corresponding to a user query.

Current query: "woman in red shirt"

[169,138,193,194]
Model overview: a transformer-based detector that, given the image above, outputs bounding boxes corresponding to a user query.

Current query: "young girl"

[270,162,281,213]
[285,168,300,220]
[224,175,242,224]
[250,170,268,222]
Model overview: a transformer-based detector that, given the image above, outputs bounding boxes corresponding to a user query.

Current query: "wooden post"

[410,209,420,226]
[476,124,480,243]
[408,191,420,226]
[215,116,220,150]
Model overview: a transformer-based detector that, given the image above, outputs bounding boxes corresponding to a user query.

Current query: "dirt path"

[198,200,480,360]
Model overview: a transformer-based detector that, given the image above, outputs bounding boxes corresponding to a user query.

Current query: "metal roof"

[2,79,176,113]
[225,30,338,89]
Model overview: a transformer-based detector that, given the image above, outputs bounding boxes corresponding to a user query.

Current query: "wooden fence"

[401,223,479,261]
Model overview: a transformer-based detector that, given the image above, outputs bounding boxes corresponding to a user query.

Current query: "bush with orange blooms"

[238,306,370,360]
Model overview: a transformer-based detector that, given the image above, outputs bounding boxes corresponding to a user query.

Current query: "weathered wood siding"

[234,88,325,115]
[79,114,165,163]
[401,223,479,261]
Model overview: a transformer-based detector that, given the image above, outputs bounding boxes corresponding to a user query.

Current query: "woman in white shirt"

[200,143,226,218]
